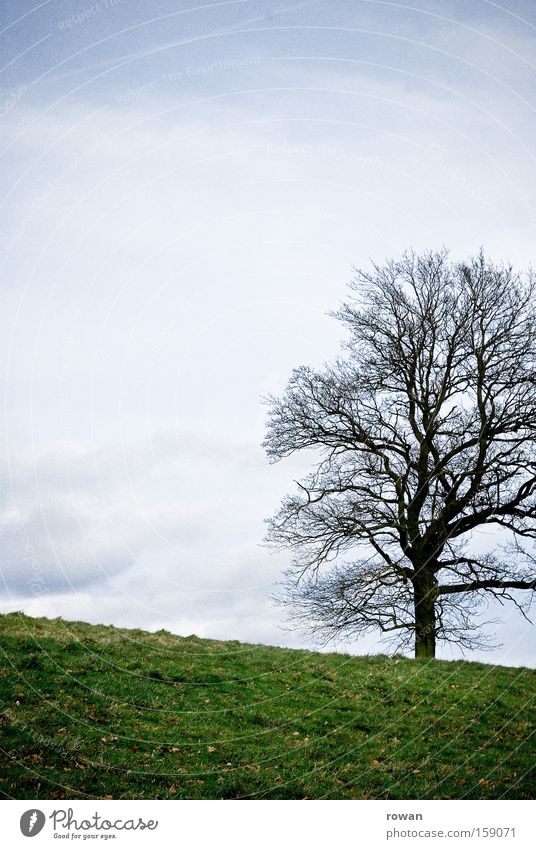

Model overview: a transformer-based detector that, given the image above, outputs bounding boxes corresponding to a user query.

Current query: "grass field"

[0,611,534,800]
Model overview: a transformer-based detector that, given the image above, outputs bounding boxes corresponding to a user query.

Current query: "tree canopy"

[264,250,536,657]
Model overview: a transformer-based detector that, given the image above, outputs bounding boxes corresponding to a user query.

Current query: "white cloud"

[1,0,535,664]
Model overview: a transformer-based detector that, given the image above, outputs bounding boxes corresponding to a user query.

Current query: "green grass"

[0,611,534,800]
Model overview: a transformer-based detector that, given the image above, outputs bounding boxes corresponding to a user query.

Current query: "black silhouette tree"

[264,250,536,658]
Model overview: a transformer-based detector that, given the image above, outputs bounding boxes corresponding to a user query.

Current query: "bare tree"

[263,250,536,658]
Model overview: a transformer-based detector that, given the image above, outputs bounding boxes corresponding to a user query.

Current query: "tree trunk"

[413,575,437,659]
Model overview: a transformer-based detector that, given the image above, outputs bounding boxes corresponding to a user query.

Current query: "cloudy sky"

[1,0,535,665]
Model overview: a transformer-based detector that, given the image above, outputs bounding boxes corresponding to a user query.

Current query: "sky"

[1,0,536,666]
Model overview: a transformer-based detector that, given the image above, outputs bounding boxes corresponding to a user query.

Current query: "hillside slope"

[0,612,534,799]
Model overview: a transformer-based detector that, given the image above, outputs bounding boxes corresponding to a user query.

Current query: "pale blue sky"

[1,0,536,665]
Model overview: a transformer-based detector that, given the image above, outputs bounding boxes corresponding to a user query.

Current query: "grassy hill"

[0,611,534,800]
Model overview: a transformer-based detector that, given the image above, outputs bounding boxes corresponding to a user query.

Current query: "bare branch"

[264,249,536,657]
